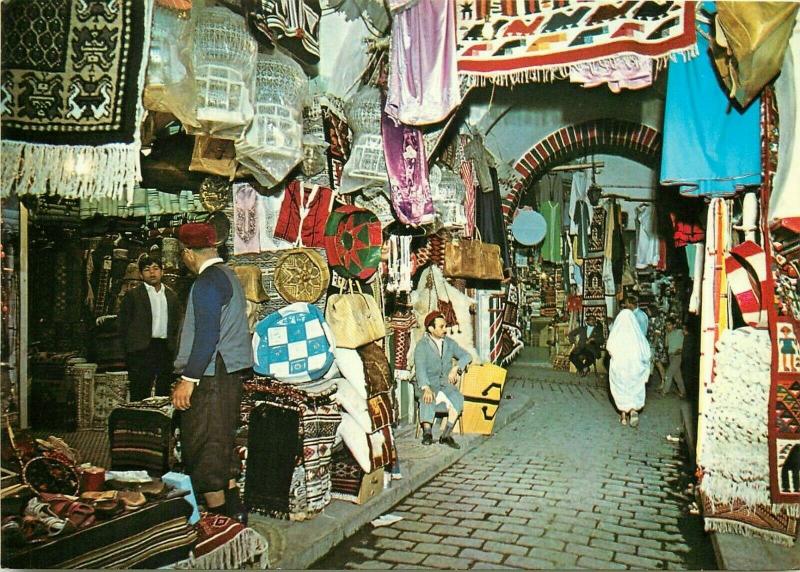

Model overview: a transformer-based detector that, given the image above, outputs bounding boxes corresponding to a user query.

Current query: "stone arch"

[502,119,662,225]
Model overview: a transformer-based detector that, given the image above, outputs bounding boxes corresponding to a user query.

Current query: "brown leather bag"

[444,232,504,281]
[712,2,799,107]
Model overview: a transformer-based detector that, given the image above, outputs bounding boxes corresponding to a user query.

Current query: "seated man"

[568,315,605,376]
[414,311,473,449]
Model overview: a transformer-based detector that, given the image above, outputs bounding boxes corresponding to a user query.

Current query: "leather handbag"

[325,281,386,349]
[712,2,799,107]
[444,231,504,281]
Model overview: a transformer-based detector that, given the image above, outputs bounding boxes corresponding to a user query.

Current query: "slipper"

[118,491,146,509]
[80,491,125,518]
[630,410,639,428]
[41,493,96,530]
[137,479,166,499]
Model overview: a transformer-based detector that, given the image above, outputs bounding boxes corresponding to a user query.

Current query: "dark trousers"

[570,347,597,372]
[127,339,173,402]
[180,355,245,494]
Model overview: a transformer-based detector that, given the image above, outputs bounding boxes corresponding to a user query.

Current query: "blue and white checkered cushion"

[253,302,336,382]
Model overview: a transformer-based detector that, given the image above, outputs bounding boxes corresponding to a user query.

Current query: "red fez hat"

[424,310,443,330]
[178,223,217,249]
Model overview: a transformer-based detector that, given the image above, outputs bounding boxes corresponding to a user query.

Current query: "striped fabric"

[460,158,477,239]
[247,0,321,66]
[725,241,768,328]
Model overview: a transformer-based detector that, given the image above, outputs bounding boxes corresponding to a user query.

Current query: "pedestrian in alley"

[414,310,472,449]
[661,318,686,397]
[172,222,253,523]
[607,308,652,427]
[568,314,605,376]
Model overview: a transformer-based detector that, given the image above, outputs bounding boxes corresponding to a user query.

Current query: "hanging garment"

[569,55,653,93]
[255,187,294,252]
[475,167,512,272]
[771,12,800,222]
[458,138,477,239]
[607,309,652,412]
[244,0,322,67]
[540,201,563,263]
[274,180,335,248]
[233,184,261,255]
[463,135,495,192]
[661,16,761,197]
[385,0,460,125]
[635,204,660,268]
[381,102,435,226]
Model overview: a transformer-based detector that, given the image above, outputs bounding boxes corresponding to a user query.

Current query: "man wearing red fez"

[172,222,252,523]
[413,310,472,448]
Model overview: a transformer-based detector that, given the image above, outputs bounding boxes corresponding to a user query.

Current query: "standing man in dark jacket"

[172,223,253,523]
[118,254,182,401]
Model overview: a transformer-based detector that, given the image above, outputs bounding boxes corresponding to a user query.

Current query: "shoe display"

[439,436,461,449]
[421,433,433,445]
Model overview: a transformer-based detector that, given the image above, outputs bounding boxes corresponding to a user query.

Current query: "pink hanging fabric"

[380,103,435,227]
[233,183,261,255]
[385,0,460,125]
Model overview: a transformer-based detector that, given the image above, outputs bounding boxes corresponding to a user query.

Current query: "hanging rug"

[1,0,153,202]
[456,0,697,86]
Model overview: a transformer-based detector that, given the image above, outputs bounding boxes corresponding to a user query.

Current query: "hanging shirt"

[635,204,660,269]
[540,200,563,263]
[274,180,335,247]
[660,8,761,197]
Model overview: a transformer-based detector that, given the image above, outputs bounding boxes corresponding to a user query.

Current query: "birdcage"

[340,87,388,193]
[430,165,466,229]
[301,92,329,176]
[235,51,307,187]
[191,7,258,139]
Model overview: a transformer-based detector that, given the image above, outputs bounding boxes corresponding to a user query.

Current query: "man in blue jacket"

[172,222,252,522]
[414,311,472,449]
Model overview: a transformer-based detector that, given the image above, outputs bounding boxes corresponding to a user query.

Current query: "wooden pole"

[19,202,28,428]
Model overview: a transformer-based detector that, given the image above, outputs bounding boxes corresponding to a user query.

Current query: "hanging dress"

[540,200,562,263]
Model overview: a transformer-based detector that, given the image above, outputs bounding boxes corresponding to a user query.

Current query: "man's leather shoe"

[421,433,433,445]
[439,436,460,449]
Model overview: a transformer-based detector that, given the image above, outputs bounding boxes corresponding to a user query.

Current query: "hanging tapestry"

[1,0,154,202]
[455,0,697,86]
[321,96,352,190]
[763,94,800,509]
[244,0,322,66]
[496,282,523,367]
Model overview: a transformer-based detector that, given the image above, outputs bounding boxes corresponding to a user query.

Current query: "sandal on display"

[629,410,639,428]
[118,491,146,509]
[40,493,96,530]
[80,491,125,518]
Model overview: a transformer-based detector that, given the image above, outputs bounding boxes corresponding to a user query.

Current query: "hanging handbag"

[444,230,503,281]
[325,281,386,349]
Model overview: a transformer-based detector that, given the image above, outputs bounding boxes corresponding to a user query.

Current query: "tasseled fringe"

[775,502,800,518]
[500,343,523,367]
[461,46,700,88]
[175,528,270,570]
[1,140,140,204]
[704,517,796,547]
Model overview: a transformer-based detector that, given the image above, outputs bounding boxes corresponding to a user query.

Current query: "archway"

[502,119,662,225]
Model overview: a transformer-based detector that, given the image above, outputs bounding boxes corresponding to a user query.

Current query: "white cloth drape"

[607,309,652,411]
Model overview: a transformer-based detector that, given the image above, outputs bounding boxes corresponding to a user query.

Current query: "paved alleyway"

[315,367,716,570]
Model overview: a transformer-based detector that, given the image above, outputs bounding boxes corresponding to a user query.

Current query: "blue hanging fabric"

[660,2,762,198]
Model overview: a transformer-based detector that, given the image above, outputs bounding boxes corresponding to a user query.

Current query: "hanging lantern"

[430,165,466,229]
[190,7,258,139]
[340,87,388,194]
[235,51,307,187]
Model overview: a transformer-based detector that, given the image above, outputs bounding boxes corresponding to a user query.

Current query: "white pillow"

[334,348,368,398]
[332,378,371,433]
[336,412,371,473]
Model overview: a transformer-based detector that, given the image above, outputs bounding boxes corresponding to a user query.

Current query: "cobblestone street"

[315,366,716,570]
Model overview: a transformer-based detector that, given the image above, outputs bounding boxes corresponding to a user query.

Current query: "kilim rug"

[582,205,607,332]
[1,0,153,202]
[455,0,697,86]
[496,281,523,367]
[174,512,269,570]
[701,494,798,547]
[763,92,800,511]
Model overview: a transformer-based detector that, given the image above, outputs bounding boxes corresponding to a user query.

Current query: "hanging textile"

[771,13,800,222]
[385,0,460,125]
[455,0,697,87]
[1,0,154,203]
[761,90,800,511]
[660,11,761,198]
[495,282,524,367]
[244,0,322,66]
[635,204,660,269]
[475,167,511,272]
[273,180,335,249]
[696,198,730,467]
[380,100,435,227]
[582,205,608,337]
[569,55,654,93]
[540,200,562,263]
[321,97,352,190]
[233,184,261,255]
